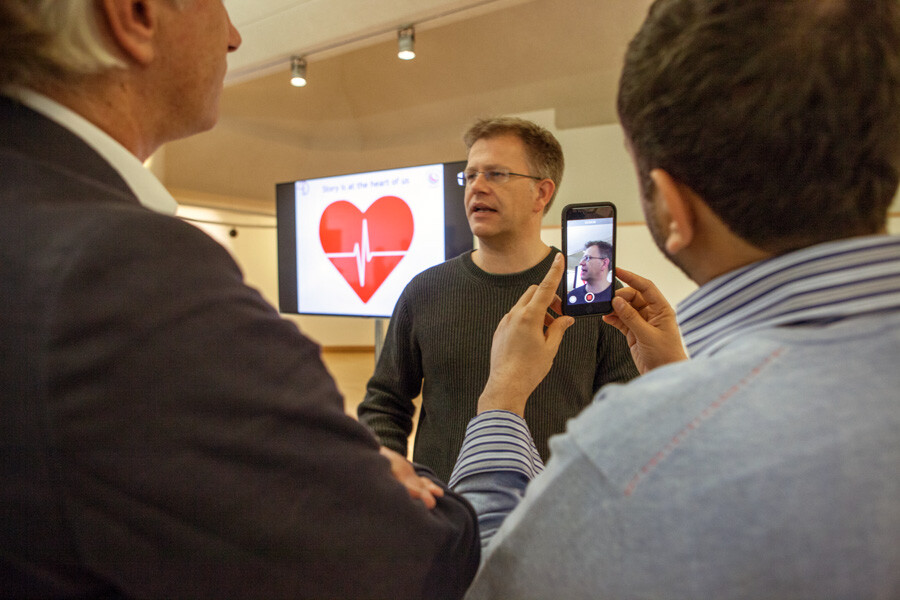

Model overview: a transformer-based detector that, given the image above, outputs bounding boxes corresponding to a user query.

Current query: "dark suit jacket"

[0,96,478,599]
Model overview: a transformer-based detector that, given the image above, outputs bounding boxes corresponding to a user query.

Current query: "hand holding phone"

[601,267,688,374]
[561,202,617,317]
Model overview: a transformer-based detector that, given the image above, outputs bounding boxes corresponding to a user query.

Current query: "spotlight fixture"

[290,56,307,87]
[397,26,415,60]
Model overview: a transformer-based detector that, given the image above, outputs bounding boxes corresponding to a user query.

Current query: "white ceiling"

[160,0,654,208]
[222,0,534,84]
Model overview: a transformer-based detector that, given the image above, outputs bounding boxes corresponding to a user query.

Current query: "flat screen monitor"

[276,160,473,318]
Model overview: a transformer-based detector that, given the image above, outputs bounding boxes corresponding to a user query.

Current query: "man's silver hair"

[0,0,187,86]
[29,0,125,76]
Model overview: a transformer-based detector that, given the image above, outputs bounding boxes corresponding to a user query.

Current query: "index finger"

[510,252,566,313]
[531,253,566,310]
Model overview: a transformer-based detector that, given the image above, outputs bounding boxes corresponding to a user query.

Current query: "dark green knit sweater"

[358,248,639,482]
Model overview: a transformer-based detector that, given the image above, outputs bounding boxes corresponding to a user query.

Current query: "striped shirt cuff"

[448,410,544,488]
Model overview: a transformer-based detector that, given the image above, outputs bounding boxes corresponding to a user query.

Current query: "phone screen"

[561,202,617,316]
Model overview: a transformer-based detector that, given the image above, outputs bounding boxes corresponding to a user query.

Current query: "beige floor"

[320,349,421,459]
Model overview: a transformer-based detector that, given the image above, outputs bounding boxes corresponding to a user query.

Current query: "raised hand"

[478,253,575,416]
[602,267,688,374]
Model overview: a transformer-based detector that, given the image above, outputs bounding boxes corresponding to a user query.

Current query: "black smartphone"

[561,202,617,316]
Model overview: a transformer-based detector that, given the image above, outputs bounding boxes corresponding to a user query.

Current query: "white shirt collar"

[3,86,177,215]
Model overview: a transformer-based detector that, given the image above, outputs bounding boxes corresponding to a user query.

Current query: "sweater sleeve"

[357,289,423,456]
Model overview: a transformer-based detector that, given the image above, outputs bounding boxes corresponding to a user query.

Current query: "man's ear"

[100,0,157,66]
[533,178,555,214]
[649,168,696,255]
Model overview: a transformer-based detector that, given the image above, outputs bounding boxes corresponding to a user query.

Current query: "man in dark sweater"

[358,117,638,482]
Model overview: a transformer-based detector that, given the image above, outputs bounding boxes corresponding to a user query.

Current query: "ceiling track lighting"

[288,25,417,86]
[290,56,307,87]
[397,26,415,60]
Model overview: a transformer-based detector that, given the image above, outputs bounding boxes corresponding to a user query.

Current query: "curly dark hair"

[618,0,900,253]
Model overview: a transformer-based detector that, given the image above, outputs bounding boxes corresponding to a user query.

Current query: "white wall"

[513,111,646,224]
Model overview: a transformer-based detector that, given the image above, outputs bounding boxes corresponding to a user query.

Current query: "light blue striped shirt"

[450,234,900,550]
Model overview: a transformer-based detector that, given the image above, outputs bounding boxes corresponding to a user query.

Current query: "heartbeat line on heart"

[323,218,408,287]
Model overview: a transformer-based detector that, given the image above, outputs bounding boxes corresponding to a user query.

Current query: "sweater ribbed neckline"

[457,247,560,288]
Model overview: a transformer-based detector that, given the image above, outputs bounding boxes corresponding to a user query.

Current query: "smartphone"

[561,202,617,316]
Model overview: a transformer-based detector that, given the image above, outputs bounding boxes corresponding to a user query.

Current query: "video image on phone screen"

[565,217,614,306]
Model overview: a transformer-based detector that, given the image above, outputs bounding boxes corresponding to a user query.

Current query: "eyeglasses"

[579,255,607,265]
[457,170,544,187]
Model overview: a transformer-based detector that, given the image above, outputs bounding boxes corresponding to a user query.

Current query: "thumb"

[545,315,574,352]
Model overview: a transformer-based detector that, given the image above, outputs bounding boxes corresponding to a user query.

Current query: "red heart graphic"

[319,196,414,303]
